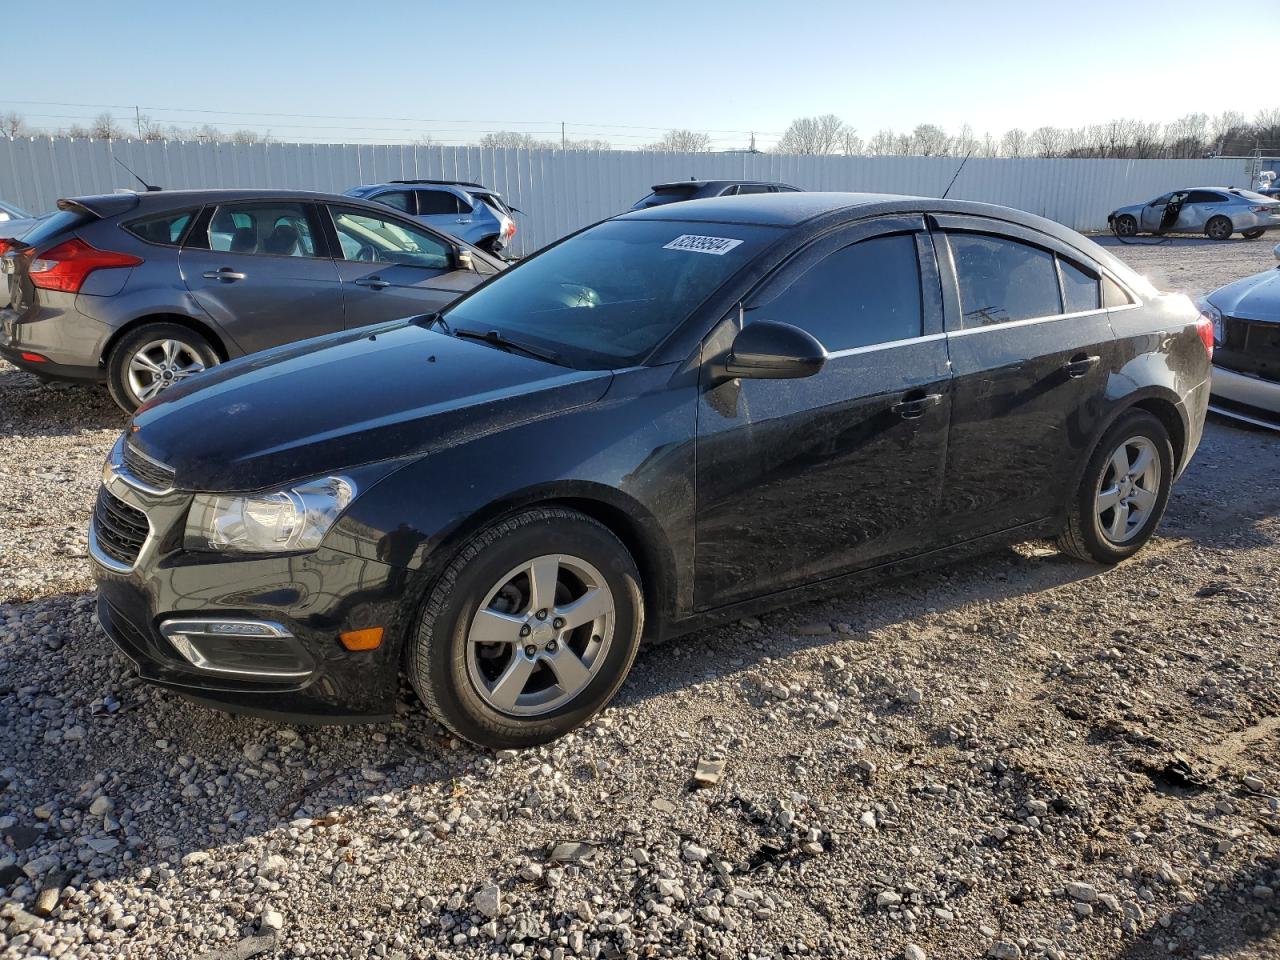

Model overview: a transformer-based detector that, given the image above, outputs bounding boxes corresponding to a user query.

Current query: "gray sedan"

[1109,187,1280,241]
[1200,243,1280,429]
[1,189,503,411]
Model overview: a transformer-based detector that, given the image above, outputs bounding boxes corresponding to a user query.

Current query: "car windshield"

[442,218,780,368]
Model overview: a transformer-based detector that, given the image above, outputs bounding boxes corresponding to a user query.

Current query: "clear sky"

[2,0,1269,149]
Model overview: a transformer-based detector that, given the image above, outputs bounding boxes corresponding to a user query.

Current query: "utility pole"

[561,122,566,151]
[135,106,142,140]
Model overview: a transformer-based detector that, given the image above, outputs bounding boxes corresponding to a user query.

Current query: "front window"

[329,207,451,268]
[443,219,781,368]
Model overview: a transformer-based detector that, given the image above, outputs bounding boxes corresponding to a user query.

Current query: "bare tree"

[951,124,978,158]
[866,129,896,156]
[1000,127,1029,158]
[909,124,949,156]
[90,112,125,140]
[2,112,26,138]
[480,131,555,149]
[644,129,712,153]
[840,127,863,156]
[1029,126,1064,158]
[563,138,612,151]
[776,114,846,155]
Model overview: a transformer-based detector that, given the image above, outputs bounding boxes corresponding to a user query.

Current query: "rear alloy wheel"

[1241,228,1266,240]
[1113,214,1139,238]
[408,507,643,748]
[1205,216,1234,241]
[1057,410,1173,564]
[107,323,219,412]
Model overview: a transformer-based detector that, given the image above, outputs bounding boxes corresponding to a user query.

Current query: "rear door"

[414,188,473,237]
[933,216,1116,542]
[694,217,952,608]
[1181,190,1230,231]
[323,204,482,327]
[179,201,344,354]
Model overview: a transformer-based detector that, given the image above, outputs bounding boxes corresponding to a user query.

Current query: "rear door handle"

[202,268,246,281]
[1062,355,1100,378]
[456,218,472,224]
[891,393,943,420]
[354,277,390,290]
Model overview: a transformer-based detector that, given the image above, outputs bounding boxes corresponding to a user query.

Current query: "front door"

[933,219,1116,542]
[179,201,344,354]
[324,205,482,328]
[694,218,953,610]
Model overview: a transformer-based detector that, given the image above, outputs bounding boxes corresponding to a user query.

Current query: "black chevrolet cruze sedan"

[90,192,1213,748]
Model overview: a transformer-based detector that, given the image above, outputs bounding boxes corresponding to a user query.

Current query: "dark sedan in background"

[630,179,802,209]
[91,192,1210,748]
[0,189,503,411]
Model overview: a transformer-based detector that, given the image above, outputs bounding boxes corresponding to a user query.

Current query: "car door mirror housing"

[454,248,474,271]
[721,320,827,381]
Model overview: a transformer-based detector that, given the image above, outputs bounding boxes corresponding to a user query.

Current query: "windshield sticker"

[663,234,744,256]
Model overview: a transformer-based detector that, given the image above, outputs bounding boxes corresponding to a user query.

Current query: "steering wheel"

[354,243,378,263]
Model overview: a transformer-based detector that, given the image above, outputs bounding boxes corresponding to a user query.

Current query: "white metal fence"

[0,137,1255,255]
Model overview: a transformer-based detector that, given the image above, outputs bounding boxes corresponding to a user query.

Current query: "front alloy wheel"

[466,554,615,716]
[408,507,643,748]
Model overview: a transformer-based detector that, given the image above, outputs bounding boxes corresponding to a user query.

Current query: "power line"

[0,99,786,136]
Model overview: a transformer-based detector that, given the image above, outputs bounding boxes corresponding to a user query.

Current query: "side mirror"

[722,320,827,381]
[455,248,474,271]
[1273,242,1280,263]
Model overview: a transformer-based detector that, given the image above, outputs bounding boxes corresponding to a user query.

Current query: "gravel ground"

[0,236,1277,960]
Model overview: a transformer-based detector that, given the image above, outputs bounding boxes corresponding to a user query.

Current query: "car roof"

[650,179,794,191]
[58,188,420,219]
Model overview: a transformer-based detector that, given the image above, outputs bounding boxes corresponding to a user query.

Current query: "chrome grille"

[93,488,150,567]
[122,442,175,492]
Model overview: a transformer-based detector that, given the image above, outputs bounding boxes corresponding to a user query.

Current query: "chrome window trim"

[825,331,947,359]
[948,306,1111,337]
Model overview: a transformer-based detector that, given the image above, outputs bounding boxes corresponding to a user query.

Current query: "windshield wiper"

[453,327,563,365]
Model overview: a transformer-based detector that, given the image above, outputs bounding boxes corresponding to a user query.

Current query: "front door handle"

[1062,355,1100,378]
[354,277,390,290]
[202,268,246,281]
[455,218,472,224]
[891,392,943,420]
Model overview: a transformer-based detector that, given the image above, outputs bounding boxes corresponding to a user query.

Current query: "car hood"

[1206,267,1280,323]
[1111,203,1145,218]
[130,319,613,492]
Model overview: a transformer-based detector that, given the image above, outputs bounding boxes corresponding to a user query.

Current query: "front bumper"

[90,459,410,722]
[1210,364,1280,430]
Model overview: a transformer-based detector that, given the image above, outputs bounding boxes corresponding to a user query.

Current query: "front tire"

[407,507,644,749]
[1057,410,1174,564]
[107,323,218,412]
[1205,216,1234,241]
[1242,228,1266,240]
[1113,214,1139,238]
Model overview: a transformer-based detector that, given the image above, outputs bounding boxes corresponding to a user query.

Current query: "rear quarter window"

[124,210,196,246]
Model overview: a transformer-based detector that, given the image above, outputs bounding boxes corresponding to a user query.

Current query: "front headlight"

[184,476,356,553]
[1198,299,1224,346]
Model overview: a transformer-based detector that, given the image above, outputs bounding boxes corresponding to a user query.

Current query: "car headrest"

[229,226,257,253]
[262,224,300,256]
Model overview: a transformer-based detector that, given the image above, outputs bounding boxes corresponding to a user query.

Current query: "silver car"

[1109,187,1280,241]
[1,189,504,411]
[1199,243,1280,429]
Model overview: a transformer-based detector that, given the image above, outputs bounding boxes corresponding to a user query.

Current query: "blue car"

[345,180,518,256]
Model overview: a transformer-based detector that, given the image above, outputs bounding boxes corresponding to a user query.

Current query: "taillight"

[1250,205,1271,213]
[1195,311,1215,359]
[505,219,517,238]
[28,238,143,293]
[0,239,12,257]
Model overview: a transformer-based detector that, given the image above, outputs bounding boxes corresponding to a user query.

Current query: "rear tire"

[1241,228,1266,240]
[1205,216,1233,241]
[407,507,643,749]
[106,323,219,413]
[1113,214,1139,238]
[1057,410,1174,564]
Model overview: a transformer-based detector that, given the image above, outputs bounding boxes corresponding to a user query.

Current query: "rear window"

[20,210,91,248]
[124,210,195,246]
[950,233,1063,327]
[635,187,698,208]
[474,193,511,217]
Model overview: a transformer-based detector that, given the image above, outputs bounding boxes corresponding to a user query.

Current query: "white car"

[1110,187,1280,241]
[1200,244,1280,429]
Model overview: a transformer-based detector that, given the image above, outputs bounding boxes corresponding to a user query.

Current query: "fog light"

[339,627,384,651]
